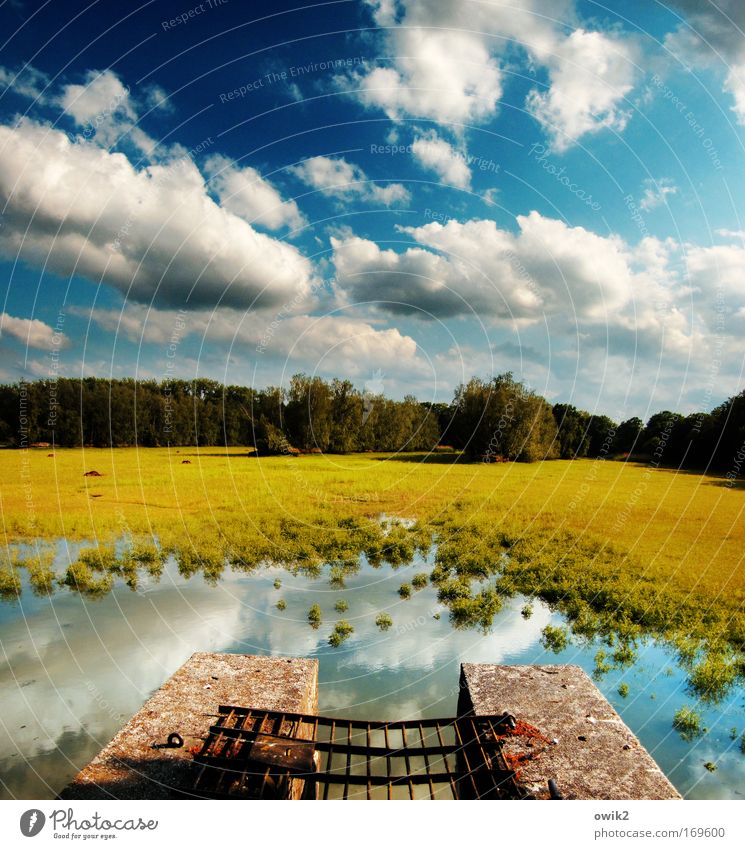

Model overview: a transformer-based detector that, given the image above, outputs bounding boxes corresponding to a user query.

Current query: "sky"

[1,0,745,421]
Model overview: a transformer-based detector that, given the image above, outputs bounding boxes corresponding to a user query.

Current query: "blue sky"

[1,0,745,420]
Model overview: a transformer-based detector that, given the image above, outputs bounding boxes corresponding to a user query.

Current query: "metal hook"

[151,732,184,749]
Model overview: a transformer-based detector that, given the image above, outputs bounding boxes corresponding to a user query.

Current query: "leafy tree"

[553,404,591,459]
[616,417,644,454]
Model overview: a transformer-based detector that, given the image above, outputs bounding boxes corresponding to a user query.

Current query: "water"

[1,543,743,799]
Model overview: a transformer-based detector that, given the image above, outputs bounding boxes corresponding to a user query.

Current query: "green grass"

[412,572,428,590]
[1,449,741,599]
[0,448,743,698]
[329,620,354,647]
[307,603,322,629]
[375,613,393,631]
[673,706,705,741]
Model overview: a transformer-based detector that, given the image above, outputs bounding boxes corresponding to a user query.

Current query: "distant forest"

[1,374,744,473]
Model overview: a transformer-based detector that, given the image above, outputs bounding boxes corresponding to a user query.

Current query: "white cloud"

[289,155,409,205]
[411,130,471,188]
[0,64,50,102]
[143,84,174,114]
[204,154,305,231]
[687,240,745,297]
[724,64,745,122]
[639,177,678,211]
[59,69,135,126]
[715,228,745,241]
[0,313,69,350]
[330,212,708,368]
[354,26,504,126]
[58,69,158,154]
[663,1,745,123]
[332,213,633,320]
[0,118,315,311]
[350,1,637,149]
[526,28,638,151]
[686,238,745,327]
[82,302,423,378]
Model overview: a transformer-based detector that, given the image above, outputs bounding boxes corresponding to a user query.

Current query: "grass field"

[1,447,742,600]
[1,447,743,698]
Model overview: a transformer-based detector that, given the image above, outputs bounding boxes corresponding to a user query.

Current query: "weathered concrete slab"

[61,653,318,800]
[458,663,681,800]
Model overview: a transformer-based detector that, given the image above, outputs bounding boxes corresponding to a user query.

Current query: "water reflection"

[0,548,743,800]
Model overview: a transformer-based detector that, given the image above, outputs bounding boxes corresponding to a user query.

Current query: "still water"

[0,541,743,799]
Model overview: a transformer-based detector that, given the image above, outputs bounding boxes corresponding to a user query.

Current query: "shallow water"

[0,543,743,799]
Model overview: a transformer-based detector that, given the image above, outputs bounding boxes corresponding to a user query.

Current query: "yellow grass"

[1,447,743,606]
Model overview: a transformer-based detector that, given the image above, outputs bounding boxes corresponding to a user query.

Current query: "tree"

[616,417,644,454]
[328,379,362,453]
[640,411,684,458]
[553,404,591,459]
[285,374,332,451]
[451,374,558,462]
[587,414,617,457]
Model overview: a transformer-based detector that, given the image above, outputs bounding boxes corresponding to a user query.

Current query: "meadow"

[1,447,743,700]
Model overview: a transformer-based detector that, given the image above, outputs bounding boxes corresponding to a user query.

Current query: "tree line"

[0,373,743,473]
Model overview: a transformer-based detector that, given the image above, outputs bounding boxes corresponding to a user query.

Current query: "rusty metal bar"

[192,706,529,800]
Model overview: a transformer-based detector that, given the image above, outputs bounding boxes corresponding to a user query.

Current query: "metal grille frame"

[191,705,535,800]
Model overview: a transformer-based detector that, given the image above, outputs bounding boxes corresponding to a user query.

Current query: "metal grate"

[191,705,535,800]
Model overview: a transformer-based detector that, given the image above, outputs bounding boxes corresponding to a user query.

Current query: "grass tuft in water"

[412,572,428,590]
[308,603,322,629]
[673,706,705,741]
[375,613,393,631]
[329,620,354,647]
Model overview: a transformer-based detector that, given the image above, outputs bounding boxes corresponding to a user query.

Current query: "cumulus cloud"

[0,118,315,311]
[330,211,704,364]
[332,213,627,320]
[664,1,745,123]
[526,28,638,151]
[204,154,305,231]
[58,69,158,154]
[639,177,677,211]
[289,155,410,205]
[82,302,423,377]
[350,0,637,149]
[0,313,69,350]
[354,26,504,126]
[687,237,745,294]
[411,130,471,188]
[673,233,745,349]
